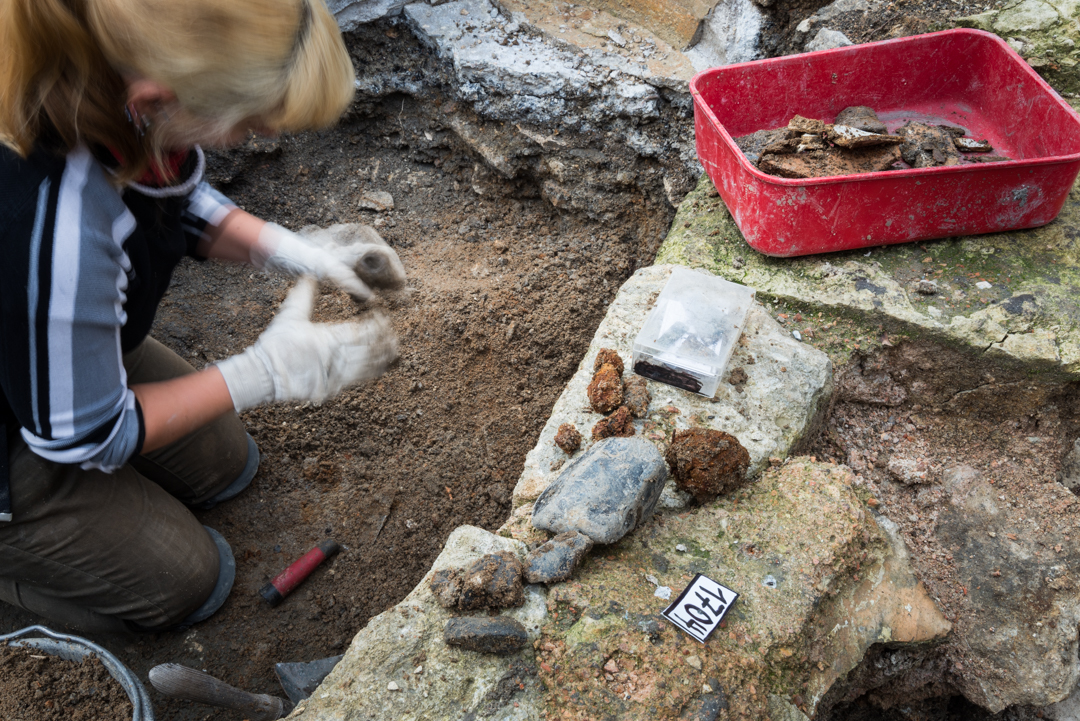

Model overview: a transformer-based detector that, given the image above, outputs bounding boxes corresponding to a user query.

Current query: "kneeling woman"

[0,0,399,632]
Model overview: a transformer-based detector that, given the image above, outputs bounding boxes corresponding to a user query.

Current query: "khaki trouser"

[0,338,250,632]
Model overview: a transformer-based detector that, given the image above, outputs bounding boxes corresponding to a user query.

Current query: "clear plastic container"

[631,268,755,397]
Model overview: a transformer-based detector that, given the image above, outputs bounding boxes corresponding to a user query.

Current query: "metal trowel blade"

[274,655,344,704]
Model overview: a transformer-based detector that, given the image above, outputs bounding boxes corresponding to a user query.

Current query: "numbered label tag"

[662,574,738,643]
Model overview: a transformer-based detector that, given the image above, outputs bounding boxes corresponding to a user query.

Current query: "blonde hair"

[0,0,354,182]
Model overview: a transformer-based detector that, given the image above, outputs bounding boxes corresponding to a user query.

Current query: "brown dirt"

[0,93,660,720]
[0,644,132,721]
[665,428,751,503]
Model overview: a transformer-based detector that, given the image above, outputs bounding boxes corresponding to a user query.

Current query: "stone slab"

[511,264,834,508]
[656,166,1080,378]
[289,526,547,721]
[954,0,1080,97]
[530,460,949,719]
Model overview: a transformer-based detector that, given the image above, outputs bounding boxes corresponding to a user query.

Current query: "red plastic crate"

[690,29,1080,257]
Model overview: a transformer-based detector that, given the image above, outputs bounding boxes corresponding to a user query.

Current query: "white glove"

[252,222,406,302]
[215,277,398,412]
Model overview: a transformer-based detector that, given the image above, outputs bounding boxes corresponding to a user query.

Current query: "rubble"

[444,617,530,654]
[835,105,887,134]
[898,122,964,168]
[531,437,667,544]
[758,144,901,178]
[522,531,594,584]
[740,110,1002,178]
[827,125,902,149]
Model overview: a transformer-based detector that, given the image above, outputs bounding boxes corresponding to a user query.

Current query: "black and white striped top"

[0,143,235,472]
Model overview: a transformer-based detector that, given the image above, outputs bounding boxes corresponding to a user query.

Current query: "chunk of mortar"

[523,531,594,584]
[531,436,667,544]
[444,616,529,654]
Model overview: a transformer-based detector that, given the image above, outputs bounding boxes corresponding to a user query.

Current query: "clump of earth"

[665,428,751,502]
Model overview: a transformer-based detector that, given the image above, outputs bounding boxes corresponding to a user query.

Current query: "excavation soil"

[0,97,658,720]
[0,645,132,721]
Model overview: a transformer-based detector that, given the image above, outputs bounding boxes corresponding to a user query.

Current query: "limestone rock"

[327,0,409,31]
[533,460,948,719]
[955,0,1080,96]
[444,617,529,654]
[531,437,667,544]
[665,428,751,502]
[935,473,1080,710]
[796,0,872,35]
[513,265,833,508]
[655,172,1080,377]
[289,526,545,721]
[805,28,854,51]
[684,0,764,71]
[523,532,594,584]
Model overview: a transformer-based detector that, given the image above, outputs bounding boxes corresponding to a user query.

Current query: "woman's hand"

[198,209,406,302]
[253,222,406,302]
[214,276,398,412]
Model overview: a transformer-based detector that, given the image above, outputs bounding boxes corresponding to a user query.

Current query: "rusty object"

[591,406,635,441]
[587,363,623,413]
[665,428,750,503]
[554,423,582,454]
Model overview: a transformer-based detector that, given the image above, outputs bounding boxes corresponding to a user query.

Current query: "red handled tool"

[260,539,340,607]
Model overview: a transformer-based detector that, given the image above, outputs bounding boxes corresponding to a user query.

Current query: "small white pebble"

[976,280,992,289]
[655,586,672,600]
[792,330,802,341]
[414,665,423,674]
[675,544,687,552]
[645,574,659,585]
[388,681,400,691]
[703,684,714,694]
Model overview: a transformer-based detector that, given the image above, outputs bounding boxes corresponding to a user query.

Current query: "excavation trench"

[0,46,673,721]
[1,5,1070,718]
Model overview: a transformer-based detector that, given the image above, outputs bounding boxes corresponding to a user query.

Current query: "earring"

[125,103,151,137]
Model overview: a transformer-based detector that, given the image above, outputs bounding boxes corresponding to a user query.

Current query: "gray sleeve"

[18,146,144,473]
